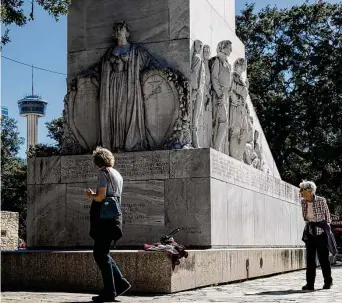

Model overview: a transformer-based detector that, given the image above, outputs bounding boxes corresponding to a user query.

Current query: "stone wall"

[27,149,303,248]
[1,212,19,251]
[68,0,191,81]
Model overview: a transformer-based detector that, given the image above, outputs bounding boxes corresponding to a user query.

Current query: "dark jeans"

[93,236,125,296]
[306,233,332,287]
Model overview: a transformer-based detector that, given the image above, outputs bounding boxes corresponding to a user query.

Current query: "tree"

[1,115,64,239]
[236,2,342,214]
[1,116,27,238]
[27,117,63,157]
[46,116,64,147]
[1,0,70,45]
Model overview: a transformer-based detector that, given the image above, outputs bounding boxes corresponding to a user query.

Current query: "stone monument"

[18,0,306,293]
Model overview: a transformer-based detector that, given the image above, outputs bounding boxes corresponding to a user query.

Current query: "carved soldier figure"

[197,44,213,147]
[190,40,206,148]
[210,40,233,152]
[252,130,263,169]
[243,115,257,165]
[203,45,212,109]
[229,58,248,161]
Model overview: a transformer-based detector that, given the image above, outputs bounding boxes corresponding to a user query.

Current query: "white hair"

[299,180,317,194]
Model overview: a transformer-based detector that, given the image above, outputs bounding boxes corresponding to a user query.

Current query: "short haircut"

[216,40,232,53]
[234,58,247,72]
[93,147,115,168]
[112,21,130,37]
[299,180,317,194]
[203,45,210,51]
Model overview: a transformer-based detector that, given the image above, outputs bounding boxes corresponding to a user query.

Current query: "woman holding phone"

[85,147,130,302]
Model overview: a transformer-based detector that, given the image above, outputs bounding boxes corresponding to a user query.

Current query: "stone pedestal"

[27,149,303,248]
[1,248,306,293]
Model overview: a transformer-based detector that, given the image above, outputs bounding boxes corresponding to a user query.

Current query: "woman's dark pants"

[91,219,125,296]
[306,233,332,287]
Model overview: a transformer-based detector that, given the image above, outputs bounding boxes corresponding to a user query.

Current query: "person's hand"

[85,188,94,197]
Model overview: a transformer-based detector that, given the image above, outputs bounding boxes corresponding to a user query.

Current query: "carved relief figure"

[210,40,232,152]
[203,45,212,109]
[190,40,206,148]
[198,44,213,147]
[63,21,192,154]
[99,21,157,152]
[229,58,249,161]
[243,115,257,165]
[252,130,263,169]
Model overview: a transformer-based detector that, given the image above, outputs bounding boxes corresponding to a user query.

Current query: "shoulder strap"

[102,168,115,193]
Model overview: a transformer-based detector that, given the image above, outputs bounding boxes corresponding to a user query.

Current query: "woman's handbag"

[100,169,121,219]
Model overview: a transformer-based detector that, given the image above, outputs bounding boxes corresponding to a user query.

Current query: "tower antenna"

[32,65,34,95]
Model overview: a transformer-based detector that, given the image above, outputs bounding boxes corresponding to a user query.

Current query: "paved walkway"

[2,265,341,303]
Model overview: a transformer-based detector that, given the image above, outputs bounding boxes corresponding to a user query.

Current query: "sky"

[1,0,339,158]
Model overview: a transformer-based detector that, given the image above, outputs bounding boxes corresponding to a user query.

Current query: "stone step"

[1,248,305,293]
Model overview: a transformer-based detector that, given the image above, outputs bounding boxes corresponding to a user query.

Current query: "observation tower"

[17,66,48,150]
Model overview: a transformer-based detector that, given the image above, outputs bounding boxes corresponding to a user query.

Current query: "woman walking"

[85,147,131,302]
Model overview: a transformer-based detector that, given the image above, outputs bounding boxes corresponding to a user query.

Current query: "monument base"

[27,148,304,249]
[1,248,306,293]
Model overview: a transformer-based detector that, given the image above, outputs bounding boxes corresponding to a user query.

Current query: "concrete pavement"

[2,264,341,302]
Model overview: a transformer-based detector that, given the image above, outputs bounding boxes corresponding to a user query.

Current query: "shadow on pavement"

[245,289,315,296]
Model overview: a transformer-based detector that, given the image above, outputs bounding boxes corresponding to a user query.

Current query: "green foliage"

[27,143,60,158]
[45,116,64,147]
[1,115,64,240]
[236,2,342,214]
[1,116,27,238]
[1,0,70,45]
[27,117,63,158]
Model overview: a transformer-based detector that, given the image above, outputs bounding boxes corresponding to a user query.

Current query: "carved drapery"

[61,21,264,171]
[62,21,191,154]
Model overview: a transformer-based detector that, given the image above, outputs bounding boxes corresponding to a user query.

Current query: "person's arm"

[211,58,224,100]
[86,187,106,202]
[323,198,332,223]
[85,171,107,202]
[301,199,307,221]
[191,54,202,90]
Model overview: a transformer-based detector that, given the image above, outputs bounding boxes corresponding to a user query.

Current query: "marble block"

[27,157,61,185]
[27,184,67,247]
[165,177,211,246]
[27,149,304,249]
[66,182,97,246]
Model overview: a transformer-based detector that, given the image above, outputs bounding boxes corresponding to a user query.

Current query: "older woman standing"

[299,180,334,291]
[85,147,130,302]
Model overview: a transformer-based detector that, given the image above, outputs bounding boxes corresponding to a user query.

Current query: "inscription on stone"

[115,152,170,180]
[78,215,90,221]
[121,201,164,226]
[180,227,202,235]
[61,156,97,183]
[121,180,165,226]
[210,149,300,203]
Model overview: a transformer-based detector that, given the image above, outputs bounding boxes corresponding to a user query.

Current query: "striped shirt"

[301,195,331,235]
